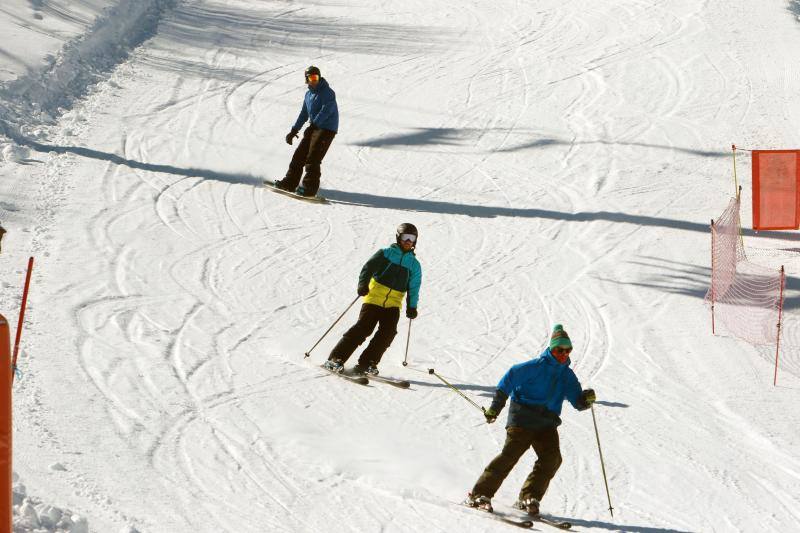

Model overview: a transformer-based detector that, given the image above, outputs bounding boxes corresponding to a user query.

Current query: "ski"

[264,180,328,203]
[459,504,534,528]
[320,365,369,385]
[364,374,410,388]
[533,516,571,530]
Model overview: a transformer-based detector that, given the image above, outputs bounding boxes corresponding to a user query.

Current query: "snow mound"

[0,0,176,135]
[12,474,88,533]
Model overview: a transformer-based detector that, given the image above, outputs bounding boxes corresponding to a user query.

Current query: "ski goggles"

[399,233,417,243]
[305,73,320,83]
[551,346,572,355]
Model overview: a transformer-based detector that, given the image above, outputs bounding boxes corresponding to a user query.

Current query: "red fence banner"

[752,150,800,230]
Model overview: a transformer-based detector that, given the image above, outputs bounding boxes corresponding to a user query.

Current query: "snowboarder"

[274,66,338,197]
[324,223,422,376]
[465,324,596,517]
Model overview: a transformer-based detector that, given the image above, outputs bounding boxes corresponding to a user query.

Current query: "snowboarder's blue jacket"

[292,77,338,133]
[489,348,588,430]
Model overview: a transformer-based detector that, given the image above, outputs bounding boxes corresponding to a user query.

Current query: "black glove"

[580,388,596,409]
[285,128,299,145]
[357,284,369,296]
[406,307,418,319]
[483,407,498,424]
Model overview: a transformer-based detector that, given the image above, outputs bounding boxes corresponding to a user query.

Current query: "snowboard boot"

[323,359,344,373]
[464,493,493,513]
[295,185,315,197]
[273,179,293,191]
[512,497,540,517]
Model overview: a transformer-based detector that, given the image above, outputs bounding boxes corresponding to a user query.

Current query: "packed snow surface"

[2,0,800,532]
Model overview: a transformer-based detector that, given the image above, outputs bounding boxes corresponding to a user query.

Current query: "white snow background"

[2,0,800,531]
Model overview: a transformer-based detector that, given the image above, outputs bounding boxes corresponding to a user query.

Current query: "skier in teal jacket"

[325,223,422,376]
[465,324,595,517]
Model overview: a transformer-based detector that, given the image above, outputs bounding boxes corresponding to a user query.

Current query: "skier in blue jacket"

[275,66,339,197]
[465,324,596,517]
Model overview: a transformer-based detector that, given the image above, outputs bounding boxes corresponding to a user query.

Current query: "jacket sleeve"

[564,370,587,411]
[406,259,422,308]
[310,88,338,128]
[359,250,386,288]
[292,97,309,131]
[488,389,509,415]
[496,366,515,396]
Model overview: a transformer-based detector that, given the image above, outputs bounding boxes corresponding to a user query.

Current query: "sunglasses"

[306,74,320,83]
[399,233,417,243]
[552,347,572,354]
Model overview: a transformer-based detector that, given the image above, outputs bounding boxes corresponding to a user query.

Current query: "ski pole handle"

[304,295,359,358]
[402,319,412,366]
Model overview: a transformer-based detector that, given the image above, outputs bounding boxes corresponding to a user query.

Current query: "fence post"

[0,314,11,533]
[774,266,785,386]
[710,219,716,335]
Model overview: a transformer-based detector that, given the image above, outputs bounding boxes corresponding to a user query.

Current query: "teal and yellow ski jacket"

[359,244,422,309]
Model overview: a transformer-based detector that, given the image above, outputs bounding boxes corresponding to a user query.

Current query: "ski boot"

[351,364,367,376]
[323,359,344,373]
[365,365,380,376]
[464,493,493,513]
[512,497,540,517]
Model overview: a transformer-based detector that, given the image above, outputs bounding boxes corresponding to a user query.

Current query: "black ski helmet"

[396,223,418,247]
[305,65,321,80]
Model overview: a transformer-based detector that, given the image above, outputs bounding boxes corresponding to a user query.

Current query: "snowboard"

[264,180,327,203]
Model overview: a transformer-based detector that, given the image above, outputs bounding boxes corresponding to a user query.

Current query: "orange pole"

[0,314,11,533]
[12,257,33,383]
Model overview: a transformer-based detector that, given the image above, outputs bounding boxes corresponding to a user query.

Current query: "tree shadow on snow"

[353,128,728,158]
[601,255,800,310]
[153,3,460,60]
[324,188,800,245]
[3,133,263,186]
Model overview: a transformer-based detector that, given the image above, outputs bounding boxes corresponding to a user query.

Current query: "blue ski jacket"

[292,78,339,133]
[489,348,588,430]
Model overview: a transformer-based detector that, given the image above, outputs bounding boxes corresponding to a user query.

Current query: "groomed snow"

[2,0,800,532]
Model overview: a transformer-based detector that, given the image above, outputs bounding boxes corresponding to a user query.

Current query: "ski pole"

[402,319,412,366]
[304,295,359,358]
[12,257,34,383]
[590,403,614,517]
[428,368,485,414]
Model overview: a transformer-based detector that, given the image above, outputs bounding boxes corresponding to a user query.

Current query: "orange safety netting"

[705,196,784,346]
[752,150,800,230]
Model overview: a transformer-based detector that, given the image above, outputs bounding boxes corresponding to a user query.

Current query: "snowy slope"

[2,0,800,531]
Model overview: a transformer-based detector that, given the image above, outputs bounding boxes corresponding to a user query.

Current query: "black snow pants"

[328,303,400,367]
[282,125,336,196]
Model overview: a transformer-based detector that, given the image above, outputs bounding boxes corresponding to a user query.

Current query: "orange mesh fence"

[706,196,785,345]
[752,150,800,230]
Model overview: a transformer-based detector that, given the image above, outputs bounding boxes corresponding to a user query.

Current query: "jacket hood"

[543,347,571,367]
[309,77,329,93]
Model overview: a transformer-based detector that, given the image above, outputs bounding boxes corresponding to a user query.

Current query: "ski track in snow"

[4,0,800,531]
